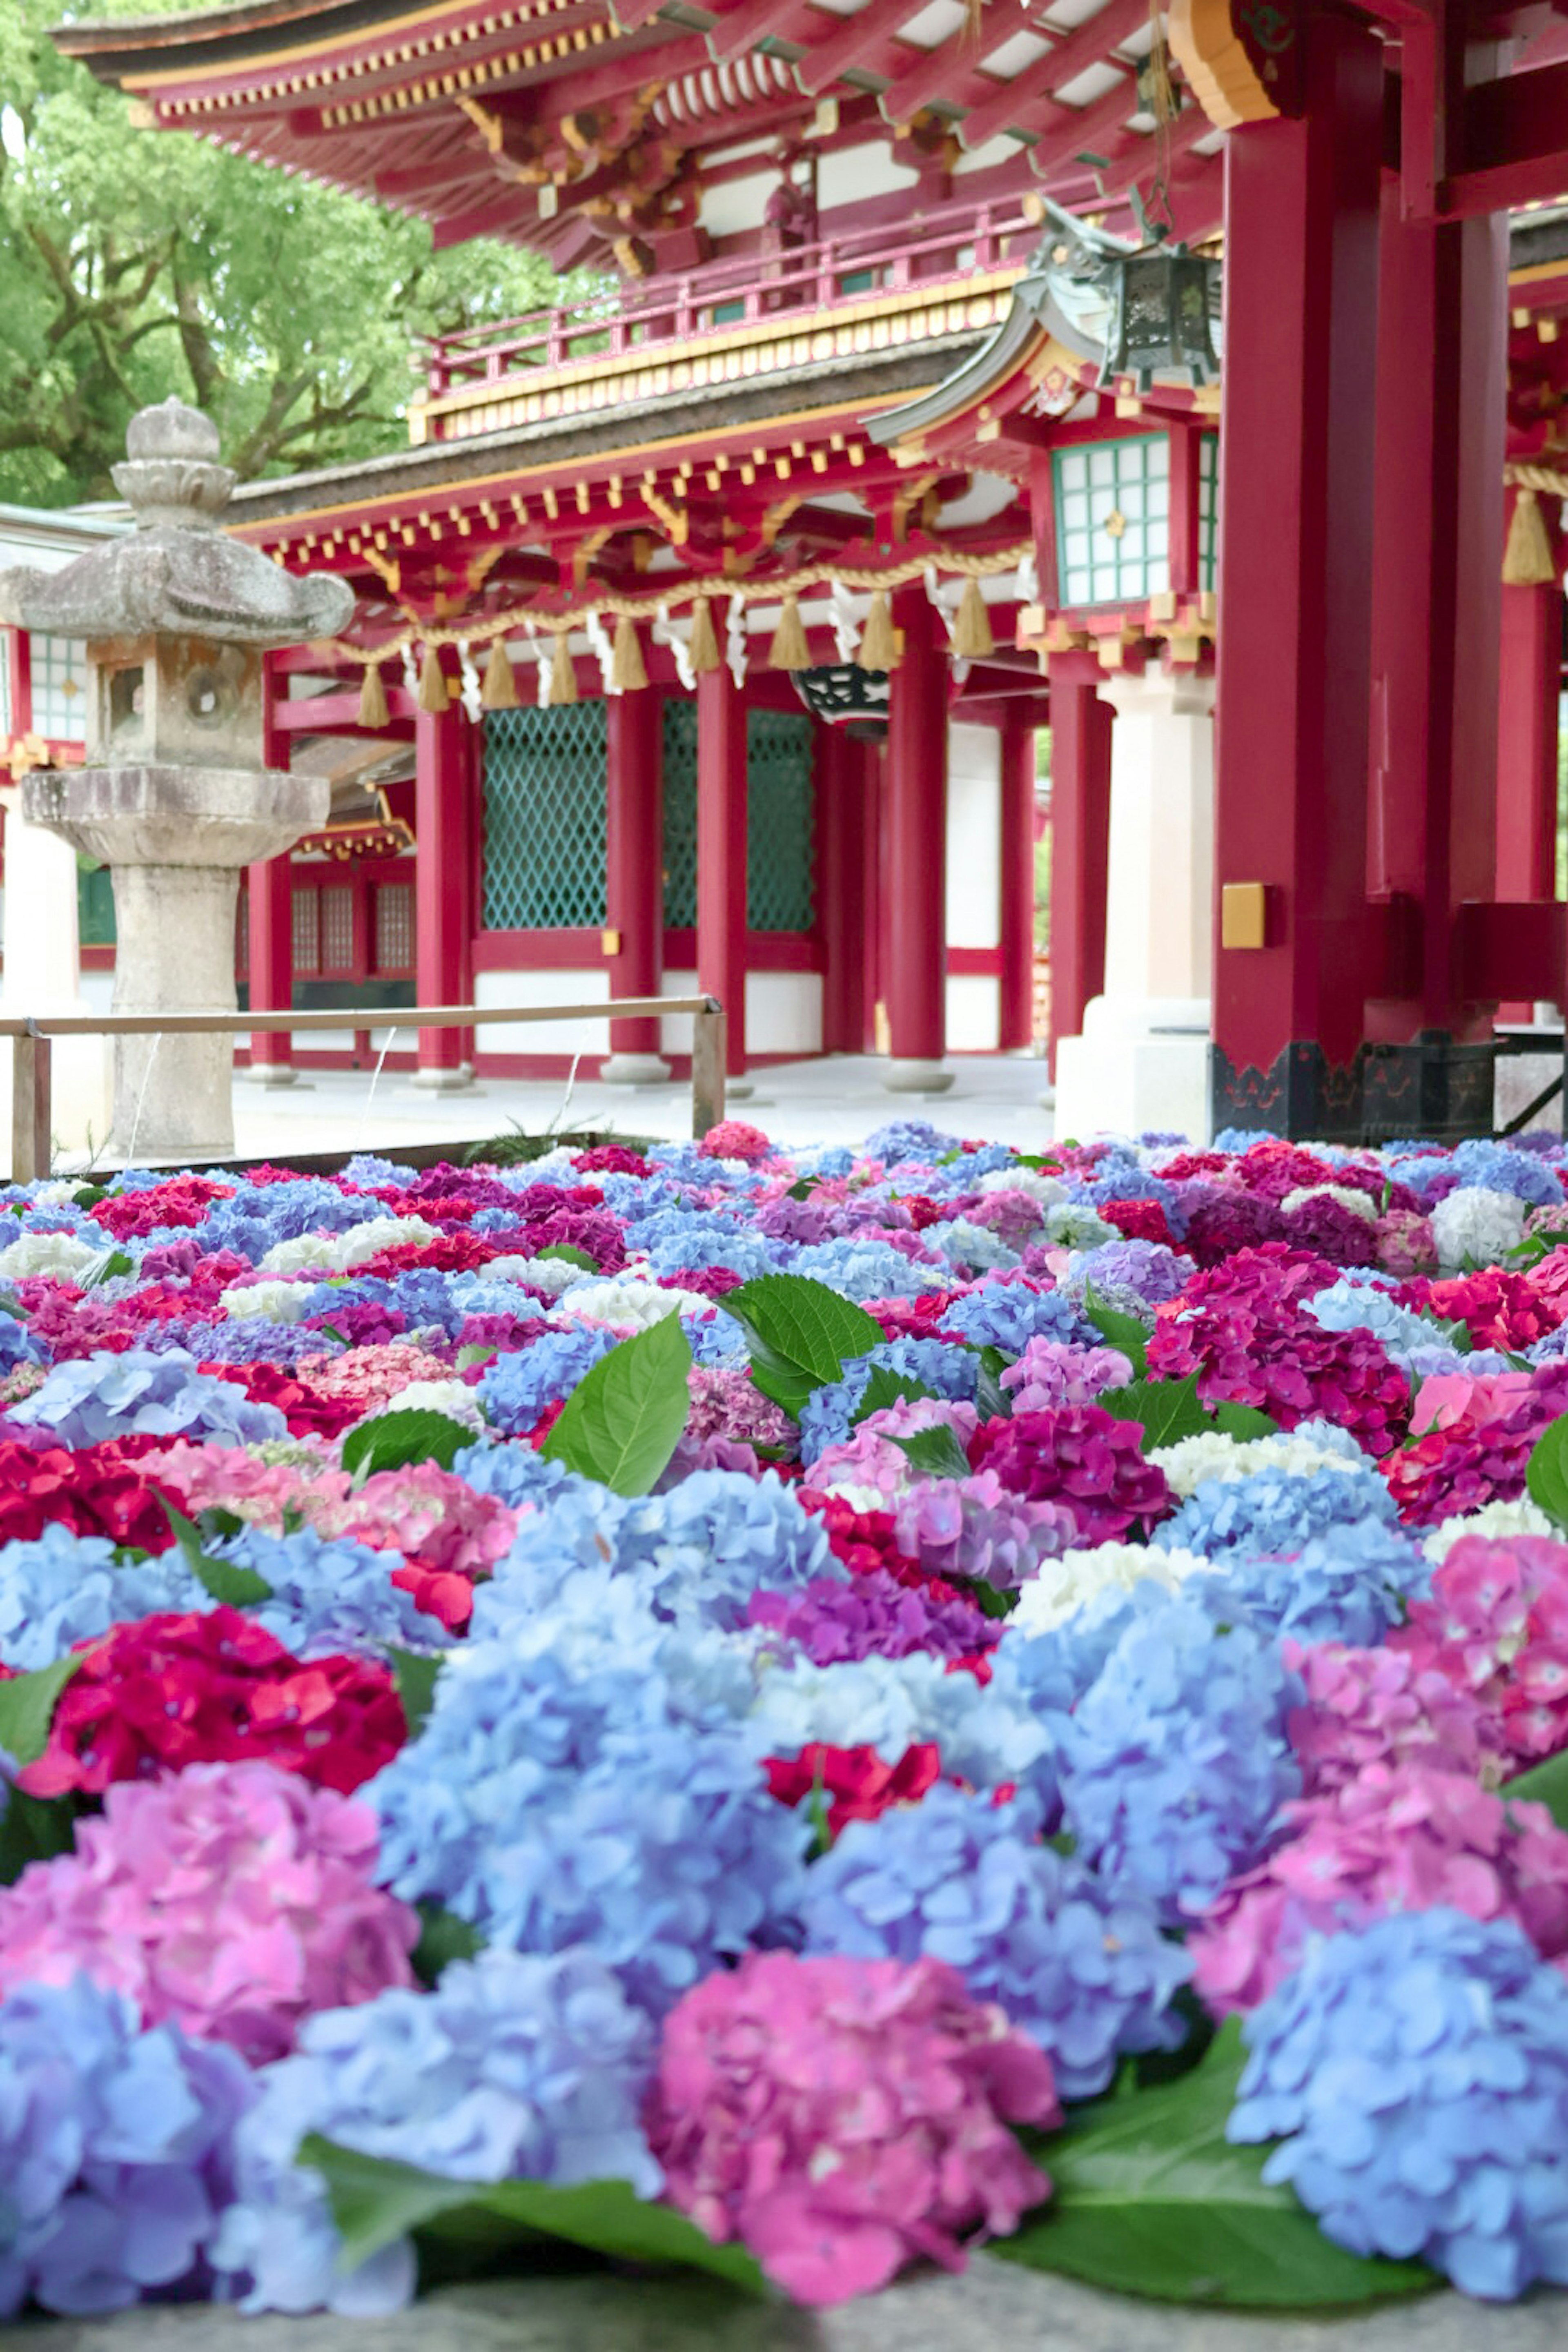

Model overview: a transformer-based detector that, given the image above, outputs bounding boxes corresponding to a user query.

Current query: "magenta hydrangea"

[0,1760,418,2062]
[966,1405,1173,1545]
[1191,1764,1568,2016]
[1393,1533,1568,1762]
[1284,1637,1497,1795]
[644,1951,1060,2303]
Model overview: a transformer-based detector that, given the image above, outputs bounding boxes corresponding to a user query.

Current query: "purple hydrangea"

[1229,1907,1568,2300]
[745,1568,997,1666]
[892,1473,1076,1590]
[801,1783,1192,2099]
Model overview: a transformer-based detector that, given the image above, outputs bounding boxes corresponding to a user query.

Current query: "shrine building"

[15,0,1568,1142]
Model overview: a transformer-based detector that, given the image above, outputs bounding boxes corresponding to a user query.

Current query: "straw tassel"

[480,639,518,710]
[768,594,811,673]
[857,589,899,673]
[357,660,390,729]
[548,632,578,705]
[611,615,648,692]
[416,646,450,714]
[687,596,721,677]
[1502,487,1559,587]
[952,575,995,660]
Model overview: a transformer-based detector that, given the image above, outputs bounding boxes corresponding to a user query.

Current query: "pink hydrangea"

[686,1365,795,1453]
[1380,1384,1557,1527]
[145,1445,516,1581]
[1393,1533,1568,1761]
[295,1341,455,1410]
[0,1760,417,2062]
[697,1120,773,1163]
[645,1951,1060,2303]
[1374,1207,1437,1276]
[1001,1339,1134,1414]
[1191,1764,1568,2016]
[1284,1637,1497,1795]
[967,1405,1172,1545]
[811,1400,981,1507]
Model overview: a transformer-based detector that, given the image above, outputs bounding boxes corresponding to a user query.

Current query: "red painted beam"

[1427,56,1568,218]
[955,0,1146,151]
[795,0,925,96]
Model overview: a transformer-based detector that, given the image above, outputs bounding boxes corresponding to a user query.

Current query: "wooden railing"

[421,196,1036,406]
[2,997,727,1183]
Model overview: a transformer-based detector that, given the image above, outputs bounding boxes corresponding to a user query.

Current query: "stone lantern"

[0,400,352,1161]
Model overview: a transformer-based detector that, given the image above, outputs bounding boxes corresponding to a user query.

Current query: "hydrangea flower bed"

[1,1119,1568,2316]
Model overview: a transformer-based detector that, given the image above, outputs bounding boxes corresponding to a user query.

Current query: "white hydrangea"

[16,1180,89,1209]
[1280,1183,1378,1225]
[1430,1186,1526,1272]
[218,1279,315,1324]
[481,1254,585,1296]
[1040,1203,1116,1252]
[257,1215,438,1277]
[1149,1418,1370,1498]
[553,1276,708,1331]
[0,1229,113,1283]
[355,1377,487,1436]
[1011,1540,1213,1636]
[978,1167,1064,1208]
[1422,1495,1556,1563]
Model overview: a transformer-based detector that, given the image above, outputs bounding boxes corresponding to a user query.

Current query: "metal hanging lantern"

[1100,244,1220,393]
[790,663,890,739]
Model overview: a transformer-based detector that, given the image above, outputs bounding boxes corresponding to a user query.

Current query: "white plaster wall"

[660,969,700,1059]
[473,966,611,1057]
[946,973,1000,1053]
[746,970,822,1056]
[945,721,1001,950]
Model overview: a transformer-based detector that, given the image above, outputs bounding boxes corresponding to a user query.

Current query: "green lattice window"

[77,860,115,946]
[747,708,814,932]
[483,703,608,930]
[1054,436,1170,609]
[1197,432,1219,592]
[31,634,89,742]
[662,698,698,927]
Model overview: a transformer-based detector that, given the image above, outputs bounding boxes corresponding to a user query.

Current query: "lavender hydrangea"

[745,1568,995,1667]
[1229,1908,1568,2299]
[8,1349,288,1449]
[893,1472,1076,1590]
[798,1338,980,1464]
[785,1238,941,1301]
[1154,1464,1399,1562]
[212,1949,659,2316]
[801,1783,1191,2099]
[0,1526,213,1671]
[0,1974,254,2318]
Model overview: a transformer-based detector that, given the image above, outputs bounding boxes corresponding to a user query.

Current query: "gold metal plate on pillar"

[1221,882,1268,950]
[601,927,622,956]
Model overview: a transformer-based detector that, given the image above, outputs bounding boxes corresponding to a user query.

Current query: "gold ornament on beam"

[687,596,722,677]
[358,660,390,730]
[858,589,900,672]
[769,594,811,673]
[952,576,995,660]
[1502,487,1559,587]
[611,615,649,692]
[416,646,450,714]
[480,639,519,710]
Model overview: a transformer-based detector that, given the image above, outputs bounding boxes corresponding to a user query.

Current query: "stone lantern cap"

[0,398,354,645]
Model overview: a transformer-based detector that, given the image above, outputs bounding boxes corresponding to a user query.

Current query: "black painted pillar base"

[1210,1032,1497,1146]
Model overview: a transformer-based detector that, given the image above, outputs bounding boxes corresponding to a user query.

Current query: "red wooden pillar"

[1365,192,1509,1131]
[1496,487,1563,961]
[817,723,868,1054]
[999,718,1038,1052]
[1210,15,1384,1139]
[414,682,473,1082]
[884,587,947,1078]
[247,657,294,1081]
[697,661,748,1075]
[1046,666,1113,1079]
[604,688,669,1079]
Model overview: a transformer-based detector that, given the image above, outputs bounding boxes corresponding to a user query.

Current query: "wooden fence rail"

[2,997,728,1183]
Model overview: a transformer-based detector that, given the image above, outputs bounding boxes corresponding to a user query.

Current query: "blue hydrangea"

[339,1154,417,1186]
[0,1974,254,2318]
[0,1526,213,1670]
[177,1320,330,1368]
[639,1224,780,1282]
[682,1309,751,1368]
[786,1238,940,1301]
[476,1324,621,1433]
[1230,1909,1568,2300]
[937,1280,1084,1356]
[209,1525,445,1657]
[1154,1465,1398,1562]
[1205,1523,1430,1648]
[1306,1278,1438,1362]
[1449,1139,1564,1209]
[7,1348,288,1449]
[1214,1127,1276,1153]
[212,1949,659,2317]
[1050,1587,1303,1922]
[0,1312,42,1373]
[921,1218,1023,1276]
[801,1783,1191,2099]
[862,1120,959,1166]
[449,1437,585,1510]
[798,1336,980,1464]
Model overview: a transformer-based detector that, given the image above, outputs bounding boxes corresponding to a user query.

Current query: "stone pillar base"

[237,1063,304,1089]
[882,1058,956,1096]
[1054,997,1209,1143]
[600,1052,673,1087]
[410,1063,476,1092]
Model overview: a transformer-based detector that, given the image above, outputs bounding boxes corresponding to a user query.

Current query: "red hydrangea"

[860,1291,959,1341]
[1393,1533,1568,1762]
[198,1360,363,1443]
[19,1608,406,1800]
[657,1265,743,1300]
[965,1406,1173,1544]
[763,1742,943,1838]
[1380,1376,1562,1526]
[573,1144,651,1176]
[1098,1196,1174,1248]
[87,1177,234,1240]
[350,1232,517,1278]
[0,1437,176,1551]
[1392,1268,1565,1353]
[797,1490,966,1601]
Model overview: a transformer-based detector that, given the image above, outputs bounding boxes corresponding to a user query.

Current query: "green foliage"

[0,0,592,501]
[158,1496,271,1605]
[1082,1282,1151,1377]
[1503,1748,1568,1826]
[298,2137,767,2293]
[540,1313,692,1494]
[0,1785,78,1884]
[387,1650,442,1739]
[997,2021,1434,2308]
[341,1408,474,1481]
[720,1273,883,1420]
[0,1651,82,1766]
[411,1902,483,1987]
[1098,1374,1212,1449]
[537,1244,599,1272]
[1527,1411,1568,1531]
[887,1423,973,1483]
[849,1365,937,1427]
